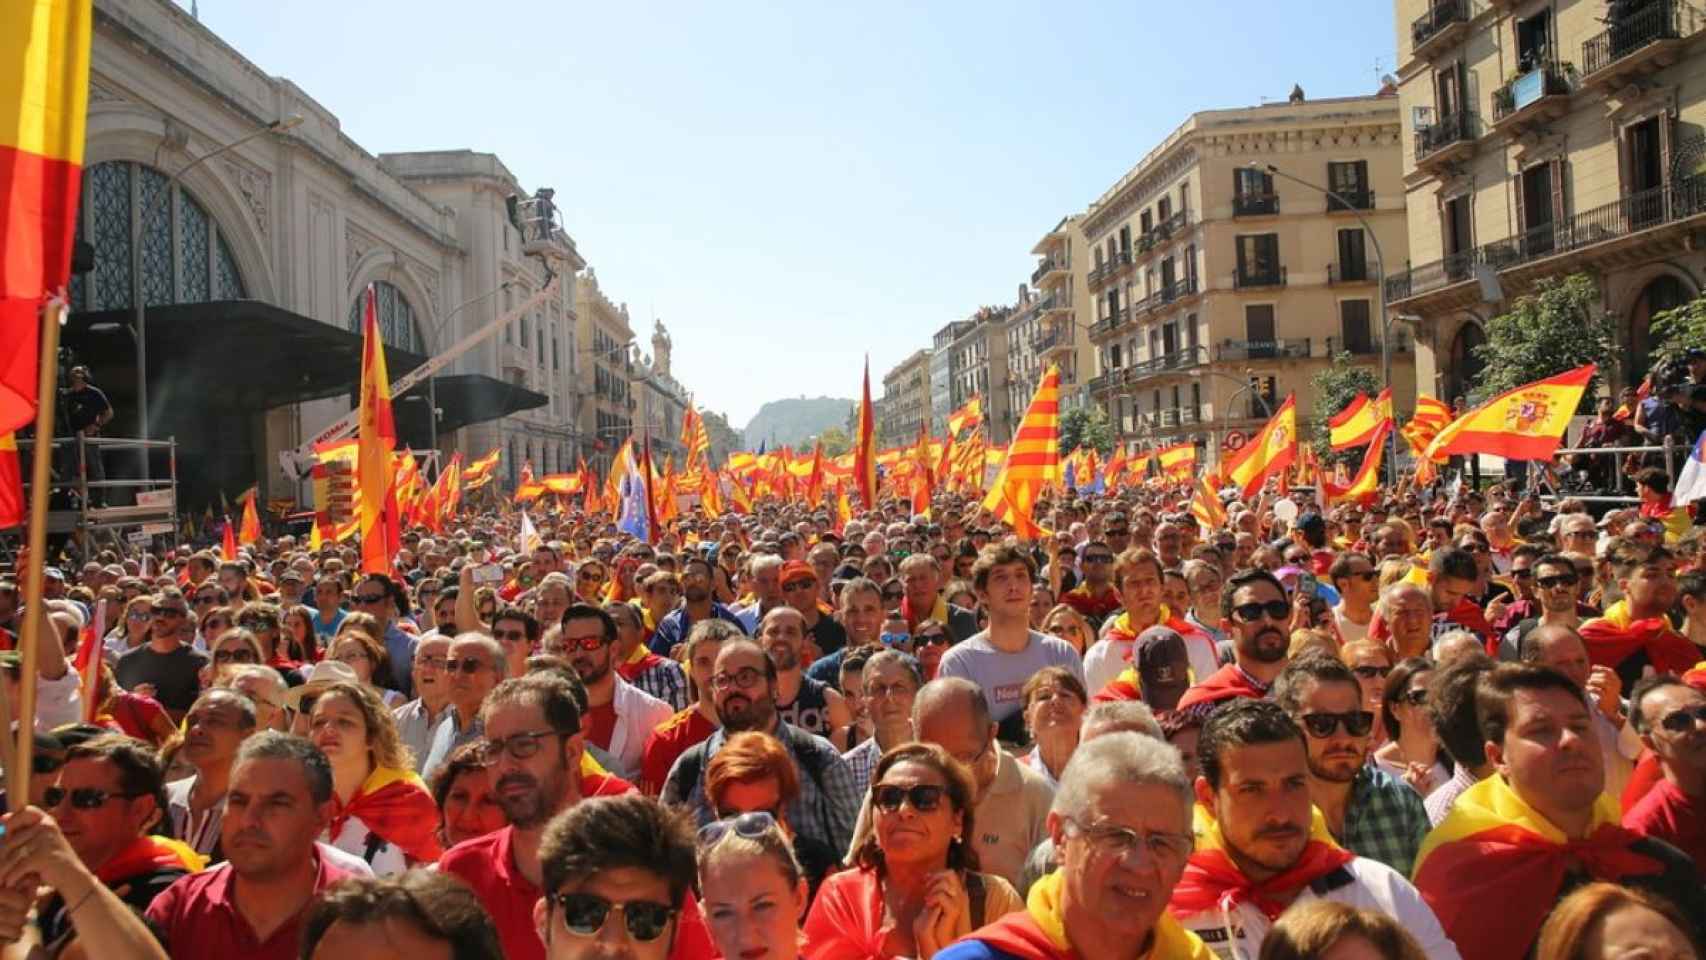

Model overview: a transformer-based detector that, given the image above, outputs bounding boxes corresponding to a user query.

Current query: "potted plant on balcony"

[1493,82,1517,113]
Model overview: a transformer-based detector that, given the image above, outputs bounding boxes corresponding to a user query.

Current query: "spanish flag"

[853,357,878,509]
[1412,774,1664,960]
[698,466,722,519]
[1223,393,1297,498]
[1323,421,1390,506]
[1170,803,1352,921]
[462,446,501,483]
[0,432,22,529]
[356,286,400,573]
[579,455,604,515]
[1103,445,1128,492]
[981,364,1060,540]
[1,0,91,434]
[1328,388,1391,451]
[963,869,1211,960]
[325,765,443,865]
[1421,364,1596,463]
[237,488,262,546]
[1157,442,1196,480]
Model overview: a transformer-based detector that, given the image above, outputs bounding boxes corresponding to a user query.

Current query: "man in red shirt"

[1626,674,1706,866]
[146,732,355,960]
[639,619,741,795]
[439,674,713,960]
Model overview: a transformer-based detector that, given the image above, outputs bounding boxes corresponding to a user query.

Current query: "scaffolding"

[9,434,179,559]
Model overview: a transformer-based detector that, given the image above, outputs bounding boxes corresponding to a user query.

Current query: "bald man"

[758,606,849,740]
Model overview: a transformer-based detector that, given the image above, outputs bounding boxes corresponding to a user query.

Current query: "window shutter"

[1549,158,1566,230]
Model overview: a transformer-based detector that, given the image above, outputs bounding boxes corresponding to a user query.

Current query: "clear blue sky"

[187,0,1397,429]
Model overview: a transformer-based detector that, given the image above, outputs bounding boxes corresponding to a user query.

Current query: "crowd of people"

[0,472,1704,960]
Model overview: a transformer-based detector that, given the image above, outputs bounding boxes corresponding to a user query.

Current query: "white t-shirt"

[935,629,1083,724]
[1333,603,1371,645]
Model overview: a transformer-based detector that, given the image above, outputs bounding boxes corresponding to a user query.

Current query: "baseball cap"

[779,560,817,586]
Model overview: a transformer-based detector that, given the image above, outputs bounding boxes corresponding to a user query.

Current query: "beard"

[1307,747,1364,783]
[1241,626,1289,664]
[719,692,776,732]
[767,643,800,672]
[495,762,568,829]
[573,654,611,686]
[683,584,710,603]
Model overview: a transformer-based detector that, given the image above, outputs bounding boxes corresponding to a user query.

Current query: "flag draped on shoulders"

[966,869,1212,960]
[981,365,1059,540]
[326,765,443,865]
[1578,599,1699,676]
[1412,774,1664,960]
[1170,804,1353,922]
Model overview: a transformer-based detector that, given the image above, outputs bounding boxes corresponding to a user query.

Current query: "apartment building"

[880,349,933,448]
[1393,0,1706,398]
[575,269,635,479]
[1076,91,1414,464]
[948,306,1012,442]
[1027,216,1097,416]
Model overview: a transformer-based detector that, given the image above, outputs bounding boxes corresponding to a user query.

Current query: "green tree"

[1058,405,1114,458]
[1309,354,1382,469]
[1473,273,1615,413]
[1649,291,1706,375]
[815,425,852,458]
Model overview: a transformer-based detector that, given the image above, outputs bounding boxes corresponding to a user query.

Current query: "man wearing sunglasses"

[1173,569,1292,722]
[352,574,417,698]
[1274,655,1430,877]
[780,560,849,660]
[114,590,207,722]
[1327,552,1378,646]
[1625,674,1706,866]
[420,635,506,781]
[563,604,671,783]
[394,634,455,771]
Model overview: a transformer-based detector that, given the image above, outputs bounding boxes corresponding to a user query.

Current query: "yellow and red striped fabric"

[1328,388,1392,451]
[1157,443,1195,480]
[947,394,982,437]
[356,286,400,573]
[853,358,877,508]
[680,405,710,469]
[1421,365,1595,463]
[1401,394,1454,457]
[1,0,91,433]
[461,447,501,483]
[0,432,24,529]
[1324,421,1390,506]
[980,365,1059,539]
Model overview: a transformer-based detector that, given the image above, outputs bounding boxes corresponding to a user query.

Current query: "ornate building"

[635,321,691,465]
[576,269,635,479]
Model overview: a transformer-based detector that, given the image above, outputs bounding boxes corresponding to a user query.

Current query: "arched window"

[68,161,247,312]
[348,281,424,354]
[1629,275,1692,383]
[1445,321,1486,405]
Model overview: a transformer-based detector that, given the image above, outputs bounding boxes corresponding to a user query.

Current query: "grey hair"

[1376,581,1430,620]
[233,731,334,805]
[219,663,288,698]
[451,632,508,679]
[1052,731,1192,823]
[749,553,784,576]
[863,649,923,689]
[1080,700,1162,741]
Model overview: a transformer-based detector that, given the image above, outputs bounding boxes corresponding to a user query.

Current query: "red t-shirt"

[1624,777,1706,867]
[586,701,618,752]
[639,708,716,796]
[439,825,715,960]
[144,850,354,960]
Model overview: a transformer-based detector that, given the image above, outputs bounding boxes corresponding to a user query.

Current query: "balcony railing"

[1216,338,1312,362]
[1179,408,1201,425]
[1386,174,1706,303]
[1325,334,1412,356]
[1090,251,1131,285]
[1327,189,1375,213]
[1583,1,1702,79]
[1128,345,1209,378]
[1491,62,1572,125]
[1233,265,1288,289]
[1415,111,1476,164]
[1157,275,1199,303]
[1160,409,1180,428]
[1328,262,1371,284]
[1031,256,1067,285]
[1138,209,1192,255]
[1233,192,1279,217]
[1412,0,1470,55]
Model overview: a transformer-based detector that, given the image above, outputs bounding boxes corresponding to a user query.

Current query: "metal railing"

[11,434,181,555]
[1031,256,1067,285]
[1129,345,1209,377]
[1325,334,1410,355]
[1139,209,1192,253]
[1583,0,1701,76]
[1233,265,1288,289]
[1233,192,1280,217]
[1412,0,1470,52]
[1387,174,1706,302]
[1415,111,1476,163]
[1217,338,1311,361]
[1327,189,1376,213]
[1328,262,1371,284]
[1157,276,1198,303]
[1548,441,1684,502]
[1492,62,1572,123]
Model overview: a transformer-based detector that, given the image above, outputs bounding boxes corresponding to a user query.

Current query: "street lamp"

[1249,161,1400,480]
[131,113,303,478]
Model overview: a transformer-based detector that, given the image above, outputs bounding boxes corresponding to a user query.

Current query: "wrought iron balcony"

[1179,408,1201,425]
[1233,265,1288,289]
[1233,192,1279,217]
[1414,111,1476,171]
[1491,62,1572,132]
[1327,190,1376,213]
[1412,0,1471,58]
[1325,335,1411,356]
[1031,256,1068,285]
[1128,345,1209,378]
[1216,338,1312,362]
[1582,0,1702,89]
[1156,275,1199,304]
[1328,262,1371,284]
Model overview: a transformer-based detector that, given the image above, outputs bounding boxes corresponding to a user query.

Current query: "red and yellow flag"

[803,440,825,507]
[1103,446,1128,491]
[980,365,1059,540]
[727,469,753,515]
[854,357,877,508]
[1,0,92,433]
[1189,475,1226,532]
[681,405,710,470]
[462,447,501,483]
[835,481,853,533]
[356,286,400,573]
[1328,388,1392,451]
[909,426,934,518]
[438,452,464,526]
[947,395,982,437]
[1324,422,1390,506]
[1421,365,1595,463]
[699,468,723,519]
[1223,393,1298,497]
[1157,443,1196,481]
[0,433,22,529]
[237,488,262,546]
[1401,394,1453,455]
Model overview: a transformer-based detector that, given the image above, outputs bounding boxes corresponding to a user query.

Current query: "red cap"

[779,560,817,585]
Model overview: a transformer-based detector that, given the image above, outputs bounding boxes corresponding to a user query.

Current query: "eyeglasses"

[1351,664,1392,680]
[1563,529,1597,540]
[1659,704,1706,734]
[872,783,947,813]
[1350,570,1379,581]
[446,656,492,675]
[881,590,905,602]
[1458,543,1489,553]
[1105,528,1130,537]
[127,611,153,621]
[781,579,817,593]
[44,786,141,810]
[548,892,675,942]
[1064,818,1193,865]
[565,634,608,652]
[915,631,949,647]
[698,810,779,845]
[710,667,765,691]
[865,680,917,700]
[1299,710,1375,738]
[1232,600,1291,623]
[1510,568,1534,580]
[1537,574,1579,590]
[335,650,371,664]
[417,655,449,671]
[354,592,388,605]
[238,617,277,630]
[155,607,187,619]
[214,648,259,664]
[879,632,911,648]
[1397,688,1430,706]
[950,736,991,769]
[485,729,567,760]
[577,570,605,581]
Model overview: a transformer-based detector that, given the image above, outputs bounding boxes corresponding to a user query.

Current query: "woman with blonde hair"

[1018,666,1086,787]
[329,621,403,706]
[1040,603,1093,655]
[1534,882,1699,960]
[307,680,442,875]
[1257,900,1428,960]
[1338,640,1395,744]
[698,804,809,960]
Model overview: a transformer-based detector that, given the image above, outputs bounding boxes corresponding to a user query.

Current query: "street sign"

[1224,430,1249,452]
[126,530,149,544]
[140,522,175,536]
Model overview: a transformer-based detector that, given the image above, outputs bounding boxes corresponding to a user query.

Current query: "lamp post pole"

[130,114,302,479]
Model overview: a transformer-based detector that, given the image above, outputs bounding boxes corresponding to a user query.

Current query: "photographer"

[63,366,112,505]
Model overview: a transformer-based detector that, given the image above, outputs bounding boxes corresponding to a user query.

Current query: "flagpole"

[11,300,66,803]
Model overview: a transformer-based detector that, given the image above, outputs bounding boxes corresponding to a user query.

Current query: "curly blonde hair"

[311,681,413,771]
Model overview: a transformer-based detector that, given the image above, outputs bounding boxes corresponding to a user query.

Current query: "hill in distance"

[742,396,853,450]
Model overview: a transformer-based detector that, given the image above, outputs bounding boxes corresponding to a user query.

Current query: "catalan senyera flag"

[1422,365,1596,463]
[1223,393,1298,498]
[356,285,400,574]
[1189,475,1226,532]
[854,357,877,508]
[1157,443,1196,480]
[1324,421,1391,506]
[1,0,92,434]
[1328,387,1392,451]
[0,432,23,529]
[681,405,710,470]
[981,364,1059,540]
[237,488,262,546]
[947,395,982,438]
[699,467,723,519]
[1401,394,1454,456]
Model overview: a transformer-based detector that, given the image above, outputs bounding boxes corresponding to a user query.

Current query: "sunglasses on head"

[549,892,675,942]
[1659,704,1706,734]
[698,810,779,845]
[872,783,946,813]
[1232,600,1291,623]
[1299,710,1375,738]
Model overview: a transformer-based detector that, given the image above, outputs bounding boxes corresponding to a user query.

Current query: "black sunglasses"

[549,892,675,942]
[214,648,259,664]
[33,754,63,776]
[1659,704,1706,734]
[872,783,947,813]
[1351,664,1391,680]
[1537,574,1579,589]
[354,592,388,604]
[44,786,141,810]
[1299,711,1375,738]
[1232,600,1291,623]
[446,656,492,675]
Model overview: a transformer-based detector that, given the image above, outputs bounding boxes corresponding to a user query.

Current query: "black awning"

[401,374,549,435]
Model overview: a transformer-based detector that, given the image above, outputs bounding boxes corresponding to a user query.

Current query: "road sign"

[126,530,149,544]
[1224,430,1249,452]
[140,522,175,536]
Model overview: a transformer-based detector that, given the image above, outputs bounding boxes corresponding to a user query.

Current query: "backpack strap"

[965,870,985,930]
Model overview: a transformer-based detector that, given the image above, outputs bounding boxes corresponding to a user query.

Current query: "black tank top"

[778,675,832,737]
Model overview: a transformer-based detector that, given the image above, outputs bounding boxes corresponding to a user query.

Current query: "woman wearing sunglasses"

[1373,658,1451,796]
[698,810,809,960]
[912,619,953,683]
[1040,604,1093,656]
[308,681,442,876]
[109,595,155,659]
[803,743,1021,960]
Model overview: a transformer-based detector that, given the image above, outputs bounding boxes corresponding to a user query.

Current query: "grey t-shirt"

[935,629,1084,724]
[115,644,209,713]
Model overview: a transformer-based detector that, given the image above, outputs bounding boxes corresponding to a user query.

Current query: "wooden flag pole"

[10,300,66,805]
